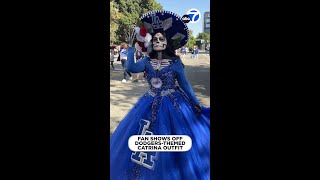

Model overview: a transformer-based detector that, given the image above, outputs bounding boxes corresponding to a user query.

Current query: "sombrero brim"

[140,10,189,49]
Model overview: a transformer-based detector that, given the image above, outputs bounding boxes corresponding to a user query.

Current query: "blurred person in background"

[194,47,199,59]
[120,43,132,82]
[190,47,195,58]
[110,45,115,70]
[182,46,187,59]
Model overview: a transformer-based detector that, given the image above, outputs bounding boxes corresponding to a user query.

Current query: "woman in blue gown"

[110,10,210,180]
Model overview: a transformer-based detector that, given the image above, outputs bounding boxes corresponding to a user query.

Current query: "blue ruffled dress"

[110,47,210,180]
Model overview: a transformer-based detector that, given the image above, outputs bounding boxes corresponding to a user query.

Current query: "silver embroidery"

[171,32,186,40]
[148,89,175,97]
[151,15,163,29]
[162,17,173,31]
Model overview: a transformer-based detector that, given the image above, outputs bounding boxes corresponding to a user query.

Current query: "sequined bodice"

[145,60,177,93]
[125,47,200,109]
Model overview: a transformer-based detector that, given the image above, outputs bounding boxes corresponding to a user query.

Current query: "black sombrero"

[139,10,189,49]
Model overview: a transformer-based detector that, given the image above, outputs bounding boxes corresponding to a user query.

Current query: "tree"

[110,0,120,44]
[186,30,196,49]
[114,0,163,43]
[197,32,210,43]
[140,0,162,13]
[195,32,210,49]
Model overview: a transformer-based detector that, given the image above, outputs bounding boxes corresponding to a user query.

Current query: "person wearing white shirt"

[120,43,132,82]
[110,47,115,70]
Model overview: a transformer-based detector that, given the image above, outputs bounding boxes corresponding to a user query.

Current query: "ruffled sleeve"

[125,47,148,73]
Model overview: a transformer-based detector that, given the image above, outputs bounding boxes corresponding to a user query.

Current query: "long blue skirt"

[110,90,210,180]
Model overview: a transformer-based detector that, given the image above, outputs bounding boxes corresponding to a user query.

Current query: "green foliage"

[186,30,196,48]
[111,0,163,43]
[197,32,210,43]
[110,0,120,43]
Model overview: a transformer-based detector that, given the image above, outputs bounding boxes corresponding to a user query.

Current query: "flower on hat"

[139,26,147,37]
[134,25,152,56]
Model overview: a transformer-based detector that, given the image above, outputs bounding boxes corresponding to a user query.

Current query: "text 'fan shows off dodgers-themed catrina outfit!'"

[110,10,210,180]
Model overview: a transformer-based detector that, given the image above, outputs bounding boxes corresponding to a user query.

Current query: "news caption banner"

[129,119,193,169]
[128,135,192,152]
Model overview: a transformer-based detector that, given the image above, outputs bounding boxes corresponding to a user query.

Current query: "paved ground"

[110,51,211,135]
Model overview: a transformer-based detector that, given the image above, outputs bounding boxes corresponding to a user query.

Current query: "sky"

[156,0,210,37]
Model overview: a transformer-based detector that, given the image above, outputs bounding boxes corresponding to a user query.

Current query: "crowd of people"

[180,46,201,59]
[110,43,146,83]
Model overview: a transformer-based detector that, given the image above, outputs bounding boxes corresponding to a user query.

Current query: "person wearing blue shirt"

[194,47,199,58]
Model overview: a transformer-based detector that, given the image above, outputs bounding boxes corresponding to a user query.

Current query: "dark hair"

[120,43,128,49]
[110,44,116,49]
[149,32,184,68]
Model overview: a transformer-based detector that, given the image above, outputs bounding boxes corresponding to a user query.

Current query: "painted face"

[152,33,167,51]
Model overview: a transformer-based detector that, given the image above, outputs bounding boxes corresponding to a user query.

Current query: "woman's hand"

[193,104,210,116]
[194,104,202,114]
[193,104,203,116]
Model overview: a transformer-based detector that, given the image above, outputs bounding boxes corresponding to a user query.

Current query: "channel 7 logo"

[182,9,201,24]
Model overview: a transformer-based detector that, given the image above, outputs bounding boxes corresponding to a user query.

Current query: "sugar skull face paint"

[152,33,167,51]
